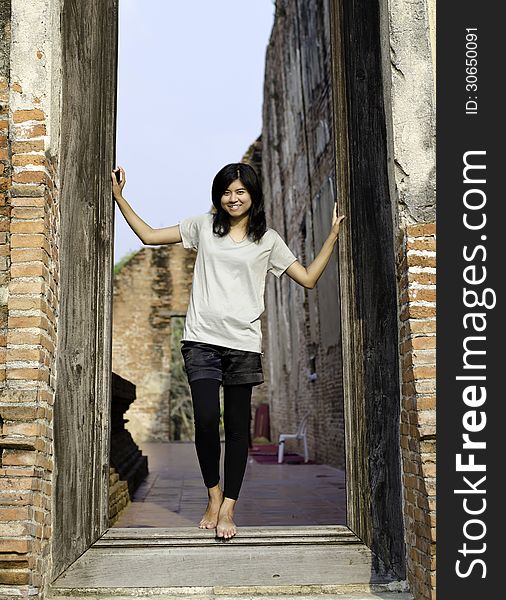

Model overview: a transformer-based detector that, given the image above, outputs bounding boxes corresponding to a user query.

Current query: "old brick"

[406,237,436,251]
[0,567,31,585]
[412,349,436,365]
[13,109,45,123]
[10,197,46,207]
[8,279,45,295]
[413,366,436,379]
[10,221,47,235]
[0,538,31,554]
[13,123,46,139]
[407,253,436,268]
[0,404,38,419]
[420,443,436,457]
[406,319,436,334]
[401,304,436,320]
[6,347,44,363]
[422,462,436,478]
[412,336,436,350]
[12,154,46,168]
[7,331,54,354]
[12,140,45,153]
[12,171,47,185]
[6,368,49,383]
[0,506,31,521]
[0,466,39,479]
[10,248,49,265]
[417,396,436,410]
[414,381,436,397]
[408,271,436,285]
[406,223,436,237]
[10,261,49,278]
[408,288,436,303]
[8,314,49,329]
[7,296,44,311]
[2,421,43,437]
[10,233,50,252]
[11,262,49,278]
[11,207,45,219]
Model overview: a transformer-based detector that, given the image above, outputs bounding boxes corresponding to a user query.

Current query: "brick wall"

[0,1,60,594]
[261,0,345,468]
[383,0,437,594]
[398,223,436,599]
[112,243,195,443]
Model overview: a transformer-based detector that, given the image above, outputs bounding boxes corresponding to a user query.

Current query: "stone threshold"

[48,526,410,598]
[49,588,412,600]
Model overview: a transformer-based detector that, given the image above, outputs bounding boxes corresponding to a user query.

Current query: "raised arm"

[285,205,345,289]
[111,166,182,245]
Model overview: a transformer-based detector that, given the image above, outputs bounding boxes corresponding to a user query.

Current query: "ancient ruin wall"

[0,0,59,596]
[0,0,63,594]
[262,0,345,468]
[112,243,195,443]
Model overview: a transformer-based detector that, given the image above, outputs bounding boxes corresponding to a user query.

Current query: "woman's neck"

[229,214,249,232]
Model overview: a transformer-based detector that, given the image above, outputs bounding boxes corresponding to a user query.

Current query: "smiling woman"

[111,160,345,539]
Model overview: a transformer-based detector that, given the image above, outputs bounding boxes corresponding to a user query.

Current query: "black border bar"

[437,3,502,597]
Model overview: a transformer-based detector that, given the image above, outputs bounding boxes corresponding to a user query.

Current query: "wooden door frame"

[329,0,406,578]
[51,0,405,585]
[51,0,119,580]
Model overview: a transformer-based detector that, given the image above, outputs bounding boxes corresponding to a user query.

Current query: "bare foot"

[199,485,223,529]
[216,497,237,539]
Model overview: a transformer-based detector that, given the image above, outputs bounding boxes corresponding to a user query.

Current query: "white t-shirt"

[178,212,298,353]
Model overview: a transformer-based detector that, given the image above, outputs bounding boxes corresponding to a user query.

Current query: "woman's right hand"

[111,166,126,199]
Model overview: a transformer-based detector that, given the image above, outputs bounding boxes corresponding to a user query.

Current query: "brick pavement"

[113,441,346,528]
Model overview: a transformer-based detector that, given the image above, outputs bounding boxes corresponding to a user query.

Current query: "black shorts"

[180,340,264,387]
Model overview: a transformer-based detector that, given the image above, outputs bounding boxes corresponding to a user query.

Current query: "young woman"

[111,162,345,539]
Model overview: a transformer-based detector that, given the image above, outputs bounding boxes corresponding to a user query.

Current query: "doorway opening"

[110,0,347,531]
[51,0,406,592]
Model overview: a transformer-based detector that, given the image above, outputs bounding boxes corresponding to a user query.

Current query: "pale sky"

[114,0,275,261]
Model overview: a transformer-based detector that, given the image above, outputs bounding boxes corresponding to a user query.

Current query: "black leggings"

[190,379,252,500]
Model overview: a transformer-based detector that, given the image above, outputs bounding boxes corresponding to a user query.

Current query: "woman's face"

[220,179,252,219]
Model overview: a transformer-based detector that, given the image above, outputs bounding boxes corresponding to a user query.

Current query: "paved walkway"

[114,441,346,528]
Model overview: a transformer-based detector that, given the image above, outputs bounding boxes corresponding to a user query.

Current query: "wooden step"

[49,590,413,600]
[94,525,361,547]
[49,526,411,599]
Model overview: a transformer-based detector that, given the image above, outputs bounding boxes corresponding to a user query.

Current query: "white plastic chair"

[277,411,310,464]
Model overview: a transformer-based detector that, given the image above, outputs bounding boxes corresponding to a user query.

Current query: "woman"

[111,162,345,539]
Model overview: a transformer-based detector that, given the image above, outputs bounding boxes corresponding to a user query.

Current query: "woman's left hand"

[331,203,346,236]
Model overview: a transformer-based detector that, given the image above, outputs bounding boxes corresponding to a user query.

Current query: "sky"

[114,0,276,261]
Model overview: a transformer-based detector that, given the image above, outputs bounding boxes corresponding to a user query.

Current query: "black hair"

[211,163,267,242]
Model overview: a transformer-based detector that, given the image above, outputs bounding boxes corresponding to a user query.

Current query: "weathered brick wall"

[112,243,195,443]
[108,466,130,526]
[382,0,436,596]
[397,223,436,598]
[0,0,10,388]
[0,0,61,594]
[261,0,345,467]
